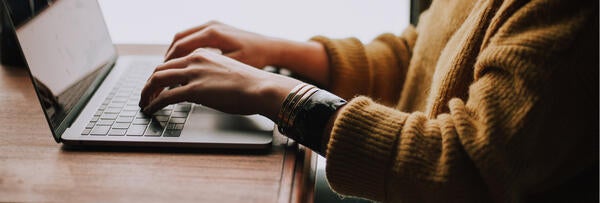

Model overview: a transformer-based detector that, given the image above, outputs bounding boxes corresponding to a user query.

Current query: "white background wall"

[98,0,410,44]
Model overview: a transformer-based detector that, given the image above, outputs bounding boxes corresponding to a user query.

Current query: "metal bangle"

[282,84,315,127]
[277,83,306,122]
[287,88,319,126]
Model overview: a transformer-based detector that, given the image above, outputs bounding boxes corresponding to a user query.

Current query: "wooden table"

[0,44,316,202]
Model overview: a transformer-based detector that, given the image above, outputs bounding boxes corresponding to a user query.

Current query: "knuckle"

[150,72,166,83]
[204,26,221,37]
[188,51,208,62]
[188,82,204,91]
[155,63,167,71]
[207,20,221,25]
[147,74,158,84]
[204,28,215,38]
[186,67,203,78]
[172,41,184,51]
[182,67,196,76]
[173,31,185,40]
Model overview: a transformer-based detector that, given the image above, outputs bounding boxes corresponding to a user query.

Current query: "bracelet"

[277,83,347,155]
[277,83,316,134]
[277,83,305,125]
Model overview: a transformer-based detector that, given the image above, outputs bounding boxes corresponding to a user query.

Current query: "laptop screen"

[3,0,116,141]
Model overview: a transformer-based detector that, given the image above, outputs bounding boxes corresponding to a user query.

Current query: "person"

[139,0,598,202]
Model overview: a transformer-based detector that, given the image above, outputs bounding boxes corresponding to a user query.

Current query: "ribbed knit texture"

[312,0,598,202]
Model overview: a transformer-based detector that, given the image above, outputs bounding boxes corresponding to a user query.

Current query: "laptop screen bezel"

[0,0,118,142]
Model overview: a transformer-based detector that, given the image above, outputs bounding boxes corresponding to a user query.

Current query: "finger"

[142,85,191,115]
[166,20,221,54]
[165,28,218,61]
[154,56,190,73]
[139,68,190,108]
[201,47,223,55]
[158,48,218,74]
[224,51,243,62]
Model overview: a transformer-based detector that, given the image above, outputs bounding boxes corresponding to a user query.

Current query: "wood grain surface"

[0,44,314,203]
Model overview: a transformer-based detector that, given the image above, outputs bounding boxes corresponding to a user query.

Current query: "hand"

[139,48,302,121]
[165,21,282,68]
[165,21,331,87]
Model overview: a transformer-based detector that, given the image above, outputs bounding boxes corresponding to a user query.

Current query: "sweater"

[311,0,598,202]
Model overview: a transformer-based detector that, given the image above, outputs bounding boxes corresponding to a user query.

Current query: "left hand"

[138,48,302,121]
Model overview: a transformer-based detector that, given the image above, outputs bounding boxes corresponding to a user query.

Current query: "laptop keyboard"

[81,63,191,137]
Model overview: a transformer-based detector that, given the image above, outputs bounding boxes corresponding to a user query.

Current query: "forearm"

[271,39,330,88]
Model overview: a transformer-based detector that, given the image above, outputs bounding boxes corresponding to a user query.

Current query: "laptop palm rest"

[181,105,274,145]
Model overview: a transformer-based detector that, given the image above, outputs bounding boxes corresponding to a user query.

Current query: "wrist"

[254,73,302,121]
[267,38,297,68]
[270,40,329,87]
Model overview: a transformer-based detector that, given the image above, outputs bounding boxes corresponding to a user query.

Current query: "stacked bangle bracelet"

[277,83,318,134]
[277,83,347,154]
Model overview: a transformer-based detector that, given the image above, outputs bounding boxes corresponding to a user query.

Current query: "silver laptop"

[1,0,273,149]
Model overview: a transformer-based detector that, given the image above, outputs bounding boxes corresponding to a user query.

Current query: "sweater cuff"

[310,36,369,100]
[325,96,408,201]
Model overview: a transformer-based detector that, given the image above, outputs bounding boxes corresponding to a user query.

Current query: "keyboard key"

[153,109,171,116]
[81,128,91,135]
[108,129,126,136]
[100,113,118,120]
[104,107,122,113]
[108,102,125,108]
[171,111,188,118]
[119,87,134,91]
[85,122,95,129]
[124,105,140,111]
[130,95,141,101]
[144,122,163,137]
[120,111,137,117]
[163,130,182,137]
[112,122,130,129]
[154,116,169,122]
[94,111,103,116]
[126,125,147,136]
[169,117,186,124]
[111,98,127,103]
[132,118,150,125]
[136,112,150,118]
[97,120,114,126]
[90,126,110,135]
[166,123,177,129]
[90,116,100,122]
[166,123,184,130]
[116,116,134,123]
[98,105,107,110]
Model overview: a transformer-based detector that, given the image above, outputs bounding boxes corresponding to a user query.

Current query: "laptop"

[1,0,273,149]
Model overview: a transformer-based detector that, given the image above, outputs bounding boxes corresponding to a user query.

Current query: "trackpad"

[181,105,274,141]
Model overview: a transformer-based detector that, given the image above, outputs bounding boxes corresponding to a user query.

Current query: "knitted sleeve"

[311,26,417,105]
[324,1,597,202]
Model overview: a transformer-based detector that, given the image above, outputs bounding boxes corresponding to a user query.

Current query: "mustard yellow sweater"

[311,0,598,202]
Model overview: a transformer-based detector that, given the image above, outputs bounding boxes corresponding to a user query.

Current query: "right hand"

[164,21,283,68]
[141,48,302,121]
